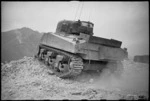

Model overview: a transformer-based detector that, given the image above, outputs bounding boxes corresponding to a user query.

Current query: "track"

[35,44,83,78]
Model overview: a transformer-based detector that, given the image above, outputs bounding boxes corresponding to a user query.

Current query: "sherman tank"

[35,19,128,78]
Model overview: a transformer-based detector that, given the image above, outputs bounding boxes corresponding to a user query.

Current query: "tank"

[35,19,128,78]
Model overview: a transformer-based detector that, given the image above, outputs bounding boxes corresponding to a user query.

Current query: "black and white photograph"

[1,1,149,100]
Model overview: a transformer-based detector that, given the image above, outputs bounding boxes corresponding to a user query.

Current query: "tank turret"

[56,20,94,36]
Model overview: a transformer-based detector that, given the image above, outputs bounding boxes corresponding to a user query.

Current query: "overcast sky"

[2,1,149,57]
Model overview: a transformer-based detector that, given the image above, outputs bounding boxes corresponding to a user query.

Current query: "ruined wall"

[134,55,149,63]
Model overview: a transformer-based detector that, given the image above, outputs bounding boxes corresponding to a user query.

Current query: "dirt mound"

[1,57,149,100]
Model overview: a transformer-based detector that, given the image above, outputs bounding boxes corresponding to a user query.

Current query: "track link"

[36,44,83,78]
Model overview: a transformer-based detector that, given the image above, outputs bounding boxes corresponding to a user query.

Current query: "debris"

[1,57,149,100]
[89,79,94,83]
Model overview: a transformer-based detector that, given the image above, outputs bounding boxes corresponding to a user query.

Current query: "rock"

[126,94,139,100]
[71,92,82,95]
[47,70,54,75]
[138,95,148,100]
[89,79,94,83]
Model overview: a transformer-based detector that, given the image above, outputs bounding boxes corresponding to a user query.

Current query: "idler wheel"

[41,53,45,60]
[38,49,45,60]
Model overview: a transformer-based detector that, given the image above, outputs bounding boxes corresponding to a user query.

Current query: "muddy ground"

[1,57,149,100]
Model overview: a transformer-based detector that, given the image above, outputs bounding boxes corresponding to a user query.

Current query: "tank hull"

[36,20,127,78]
[40,32,127,61]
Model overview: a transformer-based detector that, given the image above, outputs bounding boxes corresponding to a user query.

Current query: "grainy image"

[1,1,149,100]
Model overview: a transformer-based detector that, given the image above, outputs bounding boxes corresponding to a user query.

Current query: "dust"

[88,60,149,96]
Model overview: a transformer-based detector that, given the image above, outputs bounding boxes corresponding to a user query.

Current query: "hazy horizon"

[2,1,149,57]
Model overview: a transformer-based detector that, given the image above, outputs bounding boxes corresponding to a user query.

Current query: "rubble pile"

[1,57,149,100]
